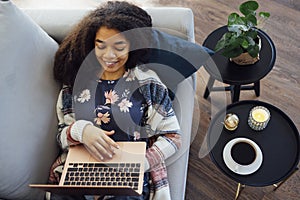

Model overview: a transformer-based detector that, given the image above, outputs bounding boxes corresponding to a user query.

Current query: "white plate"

[223,137,263,175]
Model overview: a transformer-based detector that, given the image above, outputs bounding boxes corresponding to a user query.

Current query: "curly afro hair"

[53,1,152,86]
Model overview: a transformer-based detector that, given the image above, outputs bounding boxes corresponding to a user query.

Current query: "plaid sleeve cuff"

[70,120,93,143]
[153,136,177,160]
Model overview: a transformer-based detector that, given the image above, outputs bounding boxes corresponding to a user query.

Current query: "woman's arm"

[134,67,182,171]
[145,133,182,171]
[55,87,119,160]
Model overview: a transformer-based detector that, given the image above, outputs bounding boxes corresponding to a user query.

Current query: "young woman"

[49,1,181,200]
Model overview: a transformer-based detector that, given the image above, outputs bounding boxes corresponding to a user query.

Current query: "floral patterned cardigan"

[49,66,181,200]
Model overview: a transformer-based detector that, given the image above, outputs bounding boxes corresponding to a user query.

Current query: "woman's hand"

[82,125,119,161]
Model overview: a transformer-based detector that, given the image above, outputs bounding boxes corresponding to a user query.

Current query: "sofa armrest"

[167,75,196,200]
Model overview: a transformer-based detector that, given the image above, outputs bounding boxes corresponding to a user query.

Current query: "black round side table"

[208,100,299,199]
[203,26,276,103]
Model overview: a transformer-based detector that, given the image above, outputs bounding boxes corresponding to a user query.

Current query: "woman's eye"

[115,46,126,51]
[115,47,125,51]
[97,45,106,50]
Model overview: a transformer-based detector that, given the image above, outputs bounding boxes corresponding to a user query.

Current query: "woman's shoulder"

[60,85,72,93]
[57,85,73,102]
[131,65,163,84]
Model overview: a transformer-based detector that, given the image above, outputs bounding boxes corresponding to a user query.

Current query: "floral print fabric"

[73,66,180,142]
[93,77,147,141]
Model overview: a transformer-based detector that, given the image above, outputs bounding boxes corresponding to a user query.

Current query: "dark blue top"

[94,78,148,142]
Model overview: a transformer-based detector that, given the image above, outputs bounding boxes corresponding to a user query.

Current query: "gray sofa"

[0,1,198,199]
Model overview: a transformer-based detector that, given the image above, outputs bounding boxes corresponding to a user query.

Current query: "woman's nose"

[103,47,117,59]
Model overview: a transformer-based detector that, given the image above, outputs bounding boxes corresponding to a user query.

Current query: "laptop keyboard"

[63,162,141,190]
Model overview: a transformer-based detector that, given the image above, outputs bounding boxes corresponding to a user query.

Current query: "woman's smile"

[95,26,130,80]
[104,61,119,67]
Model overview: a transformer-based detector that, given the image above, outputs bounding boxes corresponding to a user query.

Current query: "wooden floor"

[143,0,300,199]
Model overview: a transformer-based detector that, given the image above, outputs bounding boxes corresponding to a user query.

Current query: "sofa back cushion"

[22,7,195,43]
[0,1,59,199]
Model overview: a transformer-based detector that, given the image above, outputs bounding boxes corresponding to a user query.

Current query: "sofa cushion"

[146,29,214,99]
[0,1,59,199]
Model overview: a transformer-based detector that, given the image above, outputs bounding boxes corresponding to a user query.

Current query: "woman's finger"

[103,130,115,136]
[84,144,105,161]
[103,134,120,150]
[95,136,116,158]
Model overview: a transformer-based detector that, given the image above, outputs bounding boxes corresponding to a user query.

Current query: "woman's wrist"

[153,136,177,159]
[70,120,93,143]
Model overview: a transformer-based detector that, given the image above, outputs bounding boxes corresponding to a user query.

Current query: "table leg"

[273,167,299,191]
[204,76,215,99]
[254,81,260,97]
[235,183,245,200]
[231,85,241,103]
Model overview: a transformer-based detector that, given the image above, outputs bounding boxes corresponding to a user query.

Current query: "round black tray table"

[202,26,276,103]
[208,100,299,199]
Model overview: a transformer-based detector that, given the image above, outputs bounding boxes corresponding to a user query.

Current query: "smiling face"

[95,26,130,80]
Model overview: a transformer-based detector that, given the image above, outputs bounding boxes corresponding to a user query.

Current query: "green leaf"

[222,46,243,58]
[247,45,259,57]
[228,25,242,34]
[245,14,257,27]
[228,12,250,33]
[215,32,232,51]
[215,37,226,51]
[223,32,233,41]
[246,36,255,46]
[259,12,270,18]
[240,1,259,16]
[245,29,258,39]
[241,39,249,49]
[217,35,244,58]
[228,13,239,25]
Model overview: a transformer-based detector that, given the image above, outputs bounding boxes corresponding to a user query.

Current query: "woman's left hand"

[82,125,119,161]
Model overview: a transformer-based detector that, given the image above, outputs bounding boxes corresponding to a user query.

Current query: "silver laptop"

[30,141,146,196]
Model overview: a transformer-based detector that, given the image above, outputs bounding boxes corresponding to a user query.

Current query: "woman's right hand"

[82,125,119,161]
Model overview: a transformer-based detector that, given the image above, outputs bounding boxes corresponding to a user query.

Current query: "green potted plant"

[214,0,270,65]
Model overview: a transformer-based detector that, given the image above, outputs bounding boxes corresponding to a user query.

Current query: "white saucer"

[223,137,263,175]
